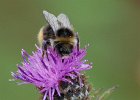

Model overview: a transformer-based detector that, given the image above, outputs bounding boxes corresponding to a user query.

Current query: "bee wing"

[57,14,73,30]
[43,11,59,33]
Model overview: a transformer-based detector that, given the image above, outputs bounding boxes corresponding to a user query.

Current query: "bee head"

[55,43,73,57]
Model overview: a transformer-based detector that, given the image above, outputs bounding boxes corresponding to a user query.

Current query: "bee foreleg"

[76,32,80,51]
[42,40,50,59]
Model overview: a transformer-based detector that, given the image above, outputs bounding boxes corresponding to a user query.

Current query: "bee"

[38,11,79,59]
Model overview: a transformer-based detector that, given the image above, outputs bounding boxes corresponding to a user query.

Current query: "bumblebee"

[38,11,79,58]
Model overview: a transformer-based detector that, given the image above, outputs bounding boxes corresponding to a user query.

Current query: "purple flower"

[11,46,92,100]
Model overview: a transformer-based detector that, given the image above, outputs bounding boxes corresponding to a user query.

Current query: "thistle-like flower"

[11,46,92,100]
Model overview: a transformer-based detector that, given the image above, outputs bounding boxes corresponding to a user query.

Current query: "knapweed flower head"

[12,46,92,100]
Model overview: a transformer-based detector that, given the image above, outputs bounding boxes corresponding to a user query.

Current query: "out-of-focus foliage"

[93,86,118,100]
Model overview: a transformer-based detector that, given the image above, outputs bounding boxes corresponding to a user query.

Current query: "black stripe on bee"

[43,25,56,40]
[57,28,74,38]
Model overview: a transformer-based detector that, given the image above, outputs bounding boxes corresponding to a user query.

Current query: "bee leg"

[42,50,47,58]
[76,32,80,51]
[42,40,50,60]
[42,40,47,58]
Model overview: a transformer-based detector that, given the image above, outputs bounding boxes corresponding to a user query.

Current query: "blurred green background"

[0,0,140,100]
